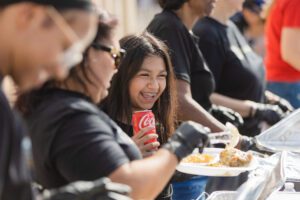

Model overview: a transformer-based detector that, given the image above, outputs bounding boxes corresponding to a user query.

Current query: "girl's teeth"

[142,93,156,98]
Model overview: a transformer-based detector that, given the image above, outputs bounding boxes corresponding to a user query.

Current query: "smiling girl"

[102,32,177,199]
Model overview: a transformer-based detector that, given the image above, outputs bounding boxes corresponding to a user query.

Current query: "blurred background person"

[147,0,227,134]
[193,0,292,193]
[0,0,98,199]
[193,0,290,138]
[146,0,238,199]
[231,0,266,57]
[264,0,300,108]
[102,32,177,200]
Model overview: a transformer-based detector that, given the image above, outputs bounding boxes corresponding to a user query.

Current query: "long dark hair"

[102,32,177,144]
[16,10,117,116]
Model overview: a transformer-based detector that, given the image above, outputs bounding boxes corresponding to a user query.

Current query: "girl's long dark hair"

[102,32,177,144]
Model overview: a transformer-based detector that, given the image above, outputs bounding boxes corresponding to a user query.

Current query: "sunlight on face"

[129,55,167,111]
[12,7,97,91]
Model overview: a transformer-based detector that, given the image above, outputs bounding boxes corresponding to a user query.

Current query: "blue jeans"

[172,176,208,200]
[267,81,300,108]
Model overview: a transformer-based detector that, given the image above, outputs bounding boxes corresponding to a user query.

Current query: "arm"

[210,93,254,117]
[55,118,176,200]
[109,149,177,200]
[177,80,226,132]
[211,92,285,125]
[281,28,300,70]
[110,121,209,200]
[54,112,207,200]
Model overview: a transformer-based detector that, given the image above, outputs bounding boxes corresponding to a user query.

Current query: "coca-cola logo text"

[139,113,155,129]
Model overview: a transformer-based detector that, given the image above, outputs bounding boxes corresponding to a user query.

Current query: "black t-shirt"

[26,88,142,189]
[147,10,215,110]
[193,17,265,136]
[0,85,33,200]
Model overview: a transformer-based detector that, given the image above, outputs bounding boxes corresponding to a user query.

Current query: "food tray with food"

[177,148,258,176]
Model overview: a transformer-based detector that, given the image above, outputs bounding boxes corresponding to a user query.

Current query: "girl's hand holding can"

[132,126,160,157]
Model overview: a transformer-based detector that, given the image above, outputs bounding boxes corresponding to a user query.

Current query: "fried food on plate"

[219,147,253,167]
[182,153,215,163]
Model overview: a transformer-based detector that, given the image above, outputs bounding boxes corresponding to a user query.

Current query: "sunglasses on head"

[91,43,126,68]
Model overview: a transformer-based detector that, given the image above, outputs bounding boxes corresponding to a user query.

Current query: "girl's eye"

[158,74,167,78]
[139,73,149,77]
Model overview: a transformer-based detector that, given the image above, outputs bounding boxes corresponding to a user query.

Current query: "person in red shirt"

[265,0,300,108]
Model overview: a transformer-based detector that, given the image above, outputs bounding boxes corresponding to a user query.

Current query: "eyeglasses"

[91,43,126,68]
[46,6,96,70]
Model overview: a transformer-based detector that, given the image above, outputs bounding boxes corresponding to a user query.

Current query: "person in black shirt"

[193,0,291,137]
[192,0,292,194]
[17,10,211,200]
[101,32,177,199]
[0,1,98,199]
[147,0,228,133]
[146,1,229,200]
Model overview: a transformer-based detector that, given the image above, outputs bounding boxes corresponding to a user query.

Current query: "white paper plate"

[177,148,258,177]
[206,191,300,200]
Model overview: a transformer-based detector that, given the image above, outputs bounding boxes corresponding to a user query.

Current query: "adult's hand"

[162,121,210,161]
[265,91,294,113]
[253,103,285,125]
[210,105,244,128]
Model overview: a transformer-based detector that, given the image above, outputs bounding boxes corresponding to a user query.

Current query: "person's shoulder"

[193,17,225,43]
[50,89,99,114]
[28,89,100,125]
[148,10,185,33]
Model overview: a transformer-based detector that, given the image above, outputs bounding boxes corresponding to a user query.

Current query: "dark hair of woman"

[16,10,117,116]
[158,0,186,10]
[102,32,177,144]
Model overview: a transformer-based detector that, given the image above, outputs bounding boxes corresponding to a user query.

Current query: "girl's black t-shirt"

[147,10,215,110]
[26,88,142,189]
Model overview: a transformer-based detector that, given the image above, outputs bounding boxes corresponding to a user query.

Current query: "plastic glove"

[265,91,294,113]
[162,121,210,161]
[238,136,255,151]
[268,97,294,113]
[43,177,132,200]
[253,103,285,125]
[210,105,244,128]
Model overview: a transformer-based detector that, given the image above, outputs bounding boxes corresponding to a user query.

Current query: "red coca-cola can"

[132,110,157,144]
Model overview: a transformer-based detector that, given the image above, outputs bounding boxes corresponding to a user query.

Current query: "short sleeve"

[282,0,300,27]
[52,112,130,182]
[148,26,191,83]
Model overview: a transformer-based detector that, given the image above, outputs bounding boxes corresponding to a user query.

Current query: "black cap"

[0,0,95,11]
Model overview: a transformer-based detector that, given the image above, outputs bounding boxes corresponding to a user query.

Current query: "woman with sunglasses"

[101,32,177,199]
[0,0,98,199]
[16,10,210,200]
